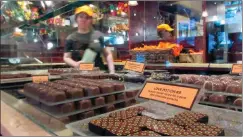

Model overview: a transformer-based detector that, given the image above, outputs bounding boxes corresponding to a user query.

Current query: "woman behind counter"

[63,5,115,74]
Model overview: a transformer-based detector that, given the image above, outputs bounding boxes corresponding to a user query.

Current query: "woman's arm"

[103,47,115,74]
[63,52,81,68]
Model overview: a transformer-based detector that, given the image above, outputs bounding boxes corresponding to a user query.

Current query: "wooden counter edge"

[1,101,51,136]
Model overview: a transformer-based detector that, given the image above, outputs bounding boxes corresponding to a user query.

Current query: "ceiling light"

[220,20,225,25]
[47,42,54,50]
[134,13,136,16]
[135,32,139,36]
[89,4,95,8]
[214,2,217,4]
[213,16,218,21]
[34,38,38,43]
[44,1,53,7]
[128,1,138,6]
[202,11,208,17]
[15,27,22,33]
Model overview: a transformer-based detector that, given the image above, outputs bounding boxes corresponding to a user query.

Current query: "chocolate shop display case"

[1,0,242,136]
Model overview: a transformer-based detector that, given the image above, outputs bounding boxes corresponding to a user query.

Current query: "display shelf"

[203,90,242,97]
[26,97,135,119]
[23,81,142,106]
[0,75,62,84]
[199,101,242,110]
[66,101,243,136]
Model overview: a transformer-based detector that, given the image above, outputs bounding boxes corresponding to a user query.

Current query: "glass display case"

[0,0,242,136]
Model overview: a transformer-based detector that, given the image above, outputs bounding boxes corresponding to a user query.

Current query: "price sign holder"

[123,61,145,73]
[79,63,94,71]
[32,75,49,83]
[136,80,202,110]
[231,64,242,75]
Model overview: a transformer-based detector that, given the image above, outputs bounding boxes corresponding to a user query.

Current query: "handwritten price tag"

[79,63,94,71]
[231,64,242,74]
[139,81,200,110]
[124,61,145,73]
[32,75,49,83]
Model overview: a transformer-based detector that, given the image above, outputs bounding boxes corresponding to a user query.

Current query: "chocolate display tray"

[66,101,242,136]
[203,90,242,97]
[23,80,141,106]
[25,97,135,118]
[200,101,242,110]
[0,75,61,84]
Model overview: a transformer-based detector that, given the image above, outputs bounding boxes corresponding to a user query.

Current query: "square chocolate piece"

[89,117,121,135]
[128,130,161,136]
[105,122,141,136]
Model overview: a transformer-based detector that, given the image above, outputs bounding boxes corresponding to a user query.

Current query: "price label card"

[32,75,49,83]
[80,63,94,71]
[231,64,242,74]
[139,81,200,110]
[124,61,145,73]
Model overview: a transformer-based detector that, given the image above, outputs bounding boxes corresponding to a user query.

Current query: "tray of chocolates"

[23,78,142,106]
[26,96,137,118]
[66,101,243,136]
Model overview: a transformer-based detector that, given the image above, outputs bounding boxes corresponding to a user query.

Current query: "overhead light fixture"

[202,11,208,17]
[89,4,95,8]
[214,2,217,4]
[34,38,38,43]
[128,1,138,6]
[135,32,139,36]
[44,1,53,7]
[15,27,22,33]
[134,13,136,16]
[47,42,54,50]
[213,15,218,21]
[220,20,225,25]
[2,1,7,3]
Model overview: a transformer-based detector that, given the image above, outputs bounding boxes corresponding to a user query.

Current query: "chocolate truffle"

[81,110,95,119]
[209,94,226,104]
[126,91,135,98]
[45,90,66,102]
[60,102,75,113]
[94,97,105,106]
[105,95,116,103]
[101,105,116,113]
[233,98,242,107]
[78,100,92,109]
[66,88,84,99]
[116,93,126,100]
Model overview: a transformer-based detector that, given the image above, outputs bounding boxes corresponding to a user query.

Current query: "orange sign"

[32,75,49,83]
[139,81,200,110]
[231,64,242,74]
[124,61,145,73]
[79,63,94,71]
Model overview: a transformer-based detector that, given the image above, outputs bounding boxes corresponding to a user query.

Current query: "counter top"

[1,91,73,136]
[1,100,51,136]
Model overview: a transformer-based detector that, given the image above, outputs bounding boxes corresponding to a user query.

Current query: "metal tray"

[199,101,242,110]
[0,75,62,84]
[66,101,243,136]
[25,97,136,118]
[203,90,242,97]
[23,81,142,106]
